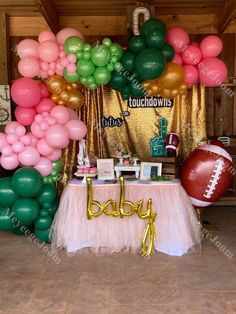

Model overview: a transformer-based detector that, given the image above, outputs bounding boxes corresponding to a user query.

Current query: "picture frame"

[140,162,162,180]
[97,158,115,180]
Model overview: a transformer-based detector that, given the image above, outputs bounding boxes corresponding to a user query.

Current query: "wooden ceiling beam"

[218,0,236,33]
[9,14,220,36]
[34,0,59,34]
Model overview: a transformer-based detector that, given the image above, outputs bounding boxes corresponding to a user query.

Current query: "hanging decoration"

[150,117,168,157]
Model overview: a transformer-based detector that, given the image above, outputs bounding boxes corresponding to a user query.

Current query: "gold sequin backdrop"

[61,85,207,185]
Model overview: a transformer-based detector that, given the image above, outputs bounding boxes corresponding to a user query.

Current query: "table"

[114,164,141,179]
[50,179,200,256]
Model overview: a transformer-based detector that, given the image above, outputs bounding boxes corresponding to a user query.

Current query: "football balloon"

[180,144,233,207]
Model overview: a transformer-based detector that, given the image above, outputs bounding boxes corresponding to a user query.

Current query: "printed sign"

[0,85,11,125]
[128,96,173,108]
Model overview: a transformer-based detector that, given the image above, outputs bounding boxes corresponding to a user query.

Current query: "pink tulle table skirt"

[50,180,201,256]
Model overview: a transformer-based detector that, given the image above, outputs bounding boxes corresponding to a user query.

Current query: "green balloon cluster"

[0,167,59,243]
[111,18,175,100]
[64,37,123,89]
[43,160,63,184]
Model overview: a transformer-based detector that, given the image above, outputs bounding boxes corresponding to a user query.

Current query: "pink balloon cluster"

[17,28,83,79]
[12,77,54,126]
[167,28,227,87]
[0,91,87,176]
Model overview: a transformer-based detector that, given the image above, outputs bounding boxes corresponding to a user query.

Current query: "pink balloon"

[38,40,60,63]
[37,138,54,156]
[5,121,21,134]
[40,121,49,131]
[181,45,202,65]
[192,42,200,47]
[18,146,40,166]
[198,57,228,87]
[18,56,39,78]
[48,117,56,125]
[66,63,77,73]
[183,65,199,85]
[2,145,13,157]
[45,125,69,148]
[172,53,182,65]
[50,106,70,125]
[31,121,45,138]
[20,134,31,146]
[34,157,53,176]
[38,31,56,43]
[17,39,39,59]
[36,98,55,113]
[200,35,223,58]
[0,133,8,152]
[40,62,49,71]
[65,120,87,140]
[67,108,79,120]
[6,134,18,144]
[28,133,38,146]
[47,149,62,161]
[0,154,19,170]
[15,106,37,126]
[67,54,77,63]
[56,28,84,45]
[167,27,190,53]
[12,141,24,153]
[39,84,50,98]
[35,114,44,123]
[11,78,41,108]
[15,125,26,137]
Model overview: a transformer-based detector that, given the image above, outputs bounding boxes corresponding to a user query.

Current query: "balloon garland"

[0,167,58,242]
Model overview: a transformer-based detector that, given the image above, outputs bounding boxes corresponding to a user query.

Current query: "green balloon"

[120,85,131,100]
[42,202,51,210]
[63,69,80,83]
[43,177,49,184]
[91,45,110,67]
[48,201,59,216]
[161,44,175,62]
[35,216,53,231]
[134,48,165,80]
[64,36,84,54]
[140,18,167,37]
[102,38,112,47]
[83,51,91,60]
[146,28,166,49]
[94,67,111,85]
[34,228,50,243]
[36,184,57,206]
[40,209,50,218]
[109,43,123,59]
[0,207,14,231]
[13,223,32,235]
[128,35,146,54]
[77,59,95,77]
[86,76,96,85]
[12,167,43,198]
[111,71,128,90]
[52,159,63,172]
[130,83,145,98]
[87,83,97,89]
[12,198,40,225]
[121,51,135,73]
[83,43,92,51]
[0,177,18,207]
[76,51,83,59]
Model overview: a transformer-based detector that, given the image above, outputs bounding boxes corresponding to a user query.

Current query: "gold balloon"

[65,84,73,91]
[158,62,184,90]
[58,100,65,106]
[50,94,60,104]
[60,91,70,102]
[67,90,85,109]
[46,75,66,94]
[86,176,157,258]
[158,89,172,99]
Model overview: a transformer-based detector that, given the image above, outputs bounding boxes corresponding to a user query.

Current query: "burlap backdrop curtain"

[60,85,207,186]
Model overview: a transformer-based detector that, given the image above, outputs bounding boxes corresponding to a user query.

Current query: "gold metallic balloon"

[86,176,157,258]
[46,75,66,94]
[67,90,85,109]
[50,94,60,104]
[158,62,184,90]
[60,91,70,102]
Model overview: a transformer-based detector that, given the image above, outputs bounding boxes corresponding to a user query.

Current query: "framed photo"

[97,159,115,180]
[140,162,162,180]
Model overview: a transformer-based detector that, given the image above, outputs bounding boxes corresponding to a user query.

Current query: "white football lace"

[203,158,224,199]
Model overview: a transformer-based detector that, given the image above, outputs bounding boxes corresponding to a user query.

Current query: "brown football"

[180,144,233,207]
